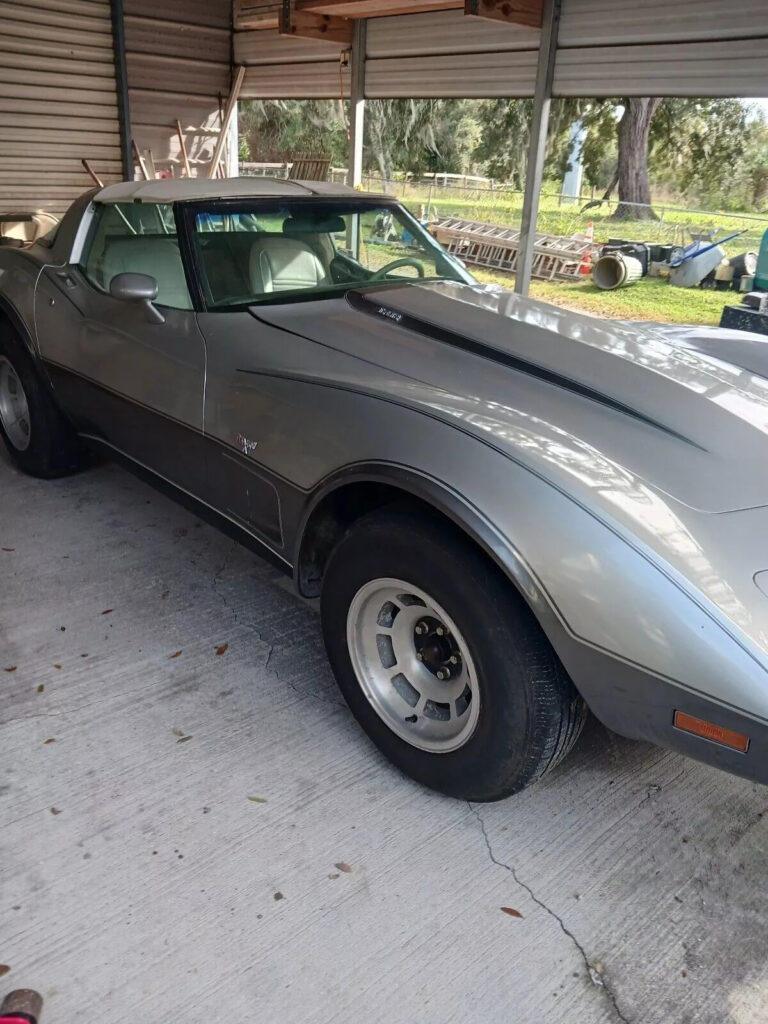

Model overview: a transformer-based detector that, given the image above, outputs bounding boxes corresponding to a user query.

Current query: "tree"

[239,99,348,165]
[611,98,663,219]
[473,98,585,187]
[365,100,457,184]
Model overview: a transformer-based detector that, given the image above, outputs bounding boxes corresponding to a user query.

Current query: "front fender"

[0,250,42,359]
[294,424,768,741]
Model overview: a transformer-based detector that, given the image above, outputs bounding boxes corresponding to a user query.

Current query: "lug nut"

[435,626,446,637]
[436,669,447,680]
[415,652,423,661]
[415,622,428,636]
[449,654,460,665]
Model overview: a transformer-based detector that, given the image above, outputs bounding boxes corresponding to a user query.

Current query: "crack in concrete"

[211,544,344,709]
[211,543,241,627]
[468,803,630,1024]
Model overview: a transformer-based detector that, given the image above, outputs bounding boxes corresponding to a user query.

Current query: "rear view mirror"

[109,272,164,324]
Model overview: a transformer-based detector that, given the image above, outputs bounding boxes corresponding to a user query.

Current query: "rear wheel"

[0,323,83,478]
[321,507,587,801]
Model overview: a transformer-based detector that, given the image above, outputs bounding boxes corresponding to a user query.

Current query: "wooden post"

[176,120,192,177]
[131,139,149,181]
[207,66,246,179]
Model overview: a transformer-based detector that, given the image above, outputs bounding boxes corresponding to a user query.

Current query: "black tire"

[321,506,587,801]
[0,321,84,479]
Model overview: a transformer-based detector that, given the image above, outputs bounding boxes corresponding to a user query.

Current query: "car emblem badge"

[235,433,258,455]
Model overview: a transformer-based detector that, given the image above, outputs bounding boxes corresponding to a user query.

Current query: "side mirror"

[109,272,165,324]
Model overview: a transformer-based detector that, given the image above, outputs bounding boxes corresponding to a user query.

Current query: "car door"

[34,200,207,495]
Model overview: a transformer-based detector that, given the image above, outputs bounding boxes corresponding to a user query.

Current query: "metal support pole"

[514,0,561,296]
[348,20,366,188]
[109,0,132,181]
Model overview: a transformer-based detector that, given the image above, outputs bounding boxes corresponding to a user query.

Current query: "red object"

[0,1017,36,1024]
[578,222,595,275]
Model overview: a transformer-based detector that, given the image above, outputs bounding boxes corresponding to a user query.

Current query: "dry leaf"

[170,650,182,659]
[247,795,267,804]
[0,965,9,978]
[328,873,340,880]
[53,664,62,670]
[172,727,185,737]
[273,892,284,901]
[37,684,44,694]
[216,643,229,656]
[501,907,523,918]
[177,735,193,744]
[50,807,61,815]
[43,738,55,745]
[101,609,113,616]
[1,547,14,552]
[334,862,352,873]
[4,666,17,673]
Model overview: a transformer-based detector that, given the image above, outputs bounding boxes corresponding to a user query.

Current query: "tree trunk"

[611,98,662,221]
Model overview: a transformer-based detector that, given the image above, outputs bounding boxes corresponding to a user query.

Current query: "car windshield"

[188,199,474,309]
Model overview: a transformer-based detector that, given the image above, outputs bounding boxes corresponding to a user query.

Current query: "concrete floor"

[2,447,768,1024]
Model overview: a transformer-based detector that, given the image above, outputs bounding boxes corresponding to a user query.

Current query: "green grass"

[473,269,733,326]
[373,180,768,325]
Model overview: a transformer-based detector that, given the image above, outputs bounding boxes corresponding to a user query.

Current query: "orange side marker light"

[674,710,749,753]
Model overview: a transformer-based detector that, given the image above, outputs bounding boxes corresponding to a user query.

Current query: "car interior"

[81,201,461,311]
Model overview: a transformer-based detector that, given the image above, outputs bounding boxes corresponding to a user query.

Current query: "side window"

[192,208,334,307]
[81,203,192,310]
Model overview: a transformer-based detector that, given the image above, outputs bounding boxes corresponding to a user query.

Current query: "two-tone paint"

[3,182,768,786]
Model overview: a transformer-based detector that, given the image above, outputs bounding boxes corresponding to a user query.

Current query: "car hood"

[253,280,768,514]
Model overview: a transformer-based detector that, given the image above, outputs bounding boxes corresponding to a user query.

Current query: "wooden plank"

[280,5,353,43]
[464,0,542,30]
[81,159,104,187]
[207,66,246,178]
[132,140,150,180]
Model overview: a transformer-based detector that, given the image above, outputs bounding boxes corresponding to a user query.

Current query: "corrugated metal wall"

[0,0,123,214]
[555,0,768,96]
[236,31,348,99]
[124,0,232,165]
[366,10,539,97]
[235,0,768,100]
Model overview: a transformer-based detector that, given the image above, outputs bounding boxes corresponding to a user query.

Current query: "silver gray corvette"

[2,177,767,801]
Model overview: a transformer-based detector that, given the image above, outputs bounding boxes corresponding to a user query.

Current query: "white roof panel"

[94,177,364,204]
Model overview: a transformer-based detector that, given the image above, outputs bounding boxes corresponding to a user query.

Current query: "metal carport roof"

[1,0,767,289]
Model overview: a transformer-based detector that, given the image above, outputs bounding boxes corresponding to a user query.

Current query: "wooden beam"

[280,2,353,43]
[234,0,280,30]
[207,65,246,179]
[298,0,462,16]
[464,0,542,29]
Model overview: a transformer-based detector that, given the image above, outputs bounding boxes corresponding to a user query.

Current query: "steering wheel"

[369,257,425,280]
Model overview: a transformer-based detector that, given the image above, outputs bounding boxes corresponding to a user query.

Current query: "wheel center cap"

[414,618,458,677]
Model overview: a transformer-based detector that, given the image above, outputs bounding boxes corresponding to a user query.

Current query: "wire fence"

[361,174,768,256]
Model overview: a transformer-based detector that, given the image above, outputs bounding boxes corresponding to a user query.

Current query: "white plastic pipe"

[592,253,643,290]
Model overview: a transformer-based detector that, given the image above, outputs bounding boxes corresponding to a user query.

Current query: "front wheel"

[321,507,587,801]
[0,324,83,478]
